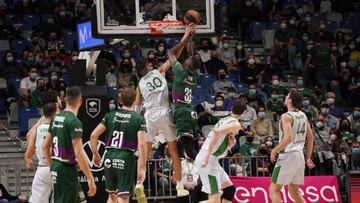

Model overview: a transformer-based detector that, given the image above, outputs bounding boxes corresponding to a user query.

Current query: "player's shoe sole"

[176,185,190,197]
[134,184,147,203]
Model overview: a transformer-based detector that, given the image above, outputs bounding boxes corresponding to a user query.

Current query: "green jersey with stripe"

[101,109,147,152]
[201,116,240,158]
[279,110,308,152]
[172,61,199,104]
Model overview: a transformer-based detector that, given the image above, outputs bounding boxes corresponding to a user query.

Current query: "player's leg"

[51,161,78,203]
[30,167,52,202]
[104,151,119,203]
[199,193,221,203]
[288,184,306,203]
[269,183,283,203]
[106,194,118,203]
[219,167,235,203]
[118,194,130,203]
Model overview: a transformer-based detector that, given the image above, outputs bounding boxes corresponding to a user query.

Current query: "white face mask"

[223,43,229,49]
[305,16,311,22]
[326,98,335,105]
[6,56,13,62]
[248,58,255,65]
[280,23,287,29]
[289,19,296,25]
[340,62,347,67]
[258,112,265,118]
[158,46,165,52]
[330,134,337,141]
[215,100,224,107]
[237,45,243,50]
[72,56,78,61]
[272,79,279,86]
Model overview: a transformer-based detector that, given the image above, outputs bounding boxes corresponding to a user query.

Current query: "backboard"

[91,0,217,37]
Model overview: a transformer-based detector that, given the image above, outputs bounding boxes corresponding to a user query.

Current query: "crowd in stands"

[0,0,360,198]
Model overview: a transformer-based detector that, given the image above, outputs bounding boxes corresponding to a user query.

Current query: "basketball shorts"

[271,151,305,185]
[194,150,231,195]
[174,103,199,138]
[104,149,135,196]
[51,160,80,203]
[144,107,177,142]
[30,166,52,203]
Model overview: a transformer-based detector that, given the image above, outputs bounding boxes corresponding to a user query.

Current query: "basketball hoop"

[147,20,183,35]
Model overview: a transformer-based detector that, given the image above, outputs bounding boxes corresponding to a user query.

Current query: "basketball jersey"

[172,62,198,104]
[101,109,147,152]
[201,116,240,158]
[48,110,83,165]
[138,69,169,109]
[279,111,308,153]
[35,118,50,166]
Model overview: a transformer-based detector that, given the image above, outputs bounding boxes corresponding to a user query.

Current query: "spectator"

[211,94,230,118]
[316,21,333,42]
[29,78,46,108]
[218,37,236,70]
[197,39,212,63]
[234,0,261,40]
[238,94,257,130]
[319,0,332,13]
[348,65,360,104]
[204,50,226,75]
[312,84,325,109]
[180,157,199,191]
[326,91,344,119]
[313,114,332,147]
[108,99,118,111]
[240,54,262,84]
[105,61,118,88]
[0,51,18,79]
[0,183,28,203]
[239,130,258,157]
[320,104,339,129]
[304,37,337,94]
[264,136,274,150]
[247,84,265,110]
[347,105,360,136]
[212,68,236,94]
[266,74,286,97]
[273,19,295,63]
[251,106,273,140]
[266,89,285,114]
[351,141,360,170]
[45,71,59,91]
[235,40,247,65]
[197,135,206,151]
[20,67,39,106]
[304,12,319,36]
[259,56,284,85]
[339,118,356,143]
[296,75,312,96]
[155,41,167,63]
[256,142,270,175]
[230,153,245,176]
[301,93,319,123]
[14,0,36,15]
[146,50,158,69]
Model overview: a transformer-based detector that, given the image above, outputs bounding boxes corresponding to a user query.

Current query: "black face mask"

[38,86,45,91]
[259,148,267,155]
[202,46,209,50]
[211,56,218,60]
[246,137,254,143]
[315,90,322,96]
[219,74,226,80]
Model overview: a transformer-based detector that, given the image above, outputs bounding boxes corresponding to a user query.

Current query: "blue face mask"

[352,148,360,153]
[296,79,304,86]
[321,108,329,115]
[354,111,360,119]
[109,103,116,111]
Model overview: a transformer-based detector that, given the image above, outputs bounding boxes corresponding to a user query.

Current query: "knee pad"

[222,185,236,201]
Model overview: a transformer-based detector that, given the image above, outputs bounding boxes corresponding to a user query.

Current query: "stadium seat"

[326,21,339,33]
[107,87,118,99]
[0,98,6,113]
[193,88,210,96]
[191,98,202,106]
[199,74,217,82]
[251,21,267,41]
[0,40,10,51]
[10,39,28,55]
[262,29,275,50]
[18,107,40,136]
[201,78,216,87]
[267,21,279,30]
[7,77,21,97]
[340,20,354,30]
[311,13,326,23]
[4,14,21,25]
[327,12,343,26]
[63,30,75,51]
[21,15,40,31]
[280,0,294,4]
[295,0,312,4]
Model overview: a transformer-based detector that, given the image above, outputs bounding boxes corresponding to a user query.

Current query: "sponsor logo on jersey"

[104,159,111,168]
[86,98,101,118]
[83,140,106,172]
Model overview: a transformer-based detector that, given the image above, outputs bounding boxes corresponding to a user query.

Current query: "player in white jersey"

[269,90,315,203]
[195,101,245,203]
[134,24,196,198]
[24,102,57,203]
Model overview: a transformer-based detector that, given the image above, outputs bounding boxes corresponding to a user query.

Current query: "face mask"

[303,100,310,107]
[321,108,329,115]
[246,136,254,143]
[228,92,236,98]
[215,100,224,107]
[280,23,287,29]
[223,43,229,49]
[331,46,337,51]
[266,141,273,147]
[249,89,256,95]
[27,56,34,62]
[330,134,337,141]
[38,86,45,91]
[305,16,311,22]
[30,73,37,81]
[211,56,218,60]
[245,1,252,6]
[148,54,155,59]
[6,56,13,63]
[124,52,131,58]
[315,121,324,129]
[302,36,309,41]
[354,111,360,119]
[202,45,209,50]
[59,49,66,54]
[349,44,355,50]
[259,148,267,154]
[326,98,335,105]
[109,103,116,111]
[248,58,255,65]
[219,74,226,80]
[43,69,49,75]
[51,75,58,81]
[307,45,314,50]
[272,79,279,86]
[352,148,360,153]
[198,140,204,147]
[237,45,243,50]
[72,56,78,61]
[271,94,278,100]
[297,79,304,86]
[315,90,322,96]
[319,24,326,29]
[258,112,265,118]
[158,46,165,52]
[59,11,66,16]
[289,19,295,25]
[340,62,347,67]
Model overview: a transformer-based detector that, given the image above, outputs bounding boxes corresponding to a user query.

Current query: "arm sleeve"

[70,119,83,138]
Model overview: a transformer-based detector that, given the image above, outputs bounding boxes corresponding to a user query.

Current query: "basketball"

[183,10,201,25]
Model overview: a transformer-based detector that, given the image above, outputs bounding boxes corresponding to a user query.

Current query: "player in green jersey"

[90,87,147,203]
[43,86,96,203]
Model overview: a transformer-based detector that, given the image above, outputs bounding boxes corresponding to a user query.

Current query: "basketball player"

[43,86,97,203]
[194,101,245,203]
[24,102,57,203]
[167,30,202,161]
[134,24,196,197]
[90,87,147,203]
[269,90,315,203]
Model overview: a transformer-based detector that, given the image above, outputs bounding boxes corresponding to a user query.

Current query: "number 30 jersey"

[139,69,170,110]
[279,110,308,153]
[101,109,147,152]
[172,62,198,104]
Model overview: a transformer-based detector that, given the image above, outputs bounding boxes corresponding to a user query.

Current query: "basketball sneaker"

[134,183,147,203]
[176,183,189,197]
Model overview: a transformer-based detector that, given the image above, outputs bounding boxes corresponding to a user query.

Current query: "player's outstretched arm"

[271,114,293,162]
[137,130,147,183]
[72,137,97,197]
[24,126,36,168]
[305,122,315,169]
[90,123,107,167]
[42,132,53,166]
[134,87,143,114]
